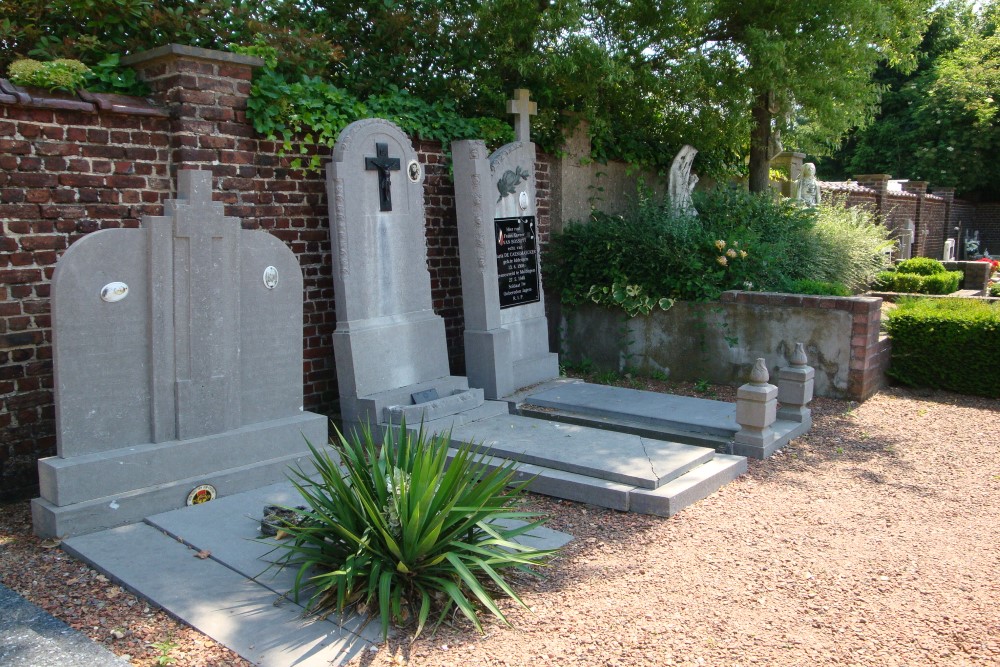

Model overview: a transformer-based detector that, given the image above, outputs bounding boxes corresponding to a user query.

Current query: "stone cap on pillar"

[901,181,929,195]
[121,44,265,69]
[853,174,892,193]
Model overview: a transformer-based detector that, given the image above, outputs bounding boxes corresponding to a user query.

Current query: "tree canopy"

[1,0,932,184]
[825,1,1000,197]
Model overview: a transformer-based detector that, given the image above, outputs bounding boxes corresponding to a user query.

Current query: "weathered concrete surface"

[0,583,130,667]
[560,301,855,398]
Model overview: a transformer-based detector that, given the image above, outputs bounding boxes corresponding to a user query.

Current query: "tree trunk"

[748,92,772,193]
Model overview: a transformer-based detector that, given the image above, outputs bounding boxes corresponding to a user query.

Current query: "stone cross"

[364,142,400,211]
[506,89,537,143]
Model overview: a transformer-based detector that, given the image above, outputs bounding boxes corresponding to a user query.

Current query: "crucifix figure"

[364,142,401,211]
[506,88,537,143]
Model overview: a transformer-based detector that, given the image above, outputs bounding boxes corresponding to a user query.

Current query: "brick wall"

[822,178,953,261]
[0,45,552,500]
[719,291,889,401]
[972,203,1000,255]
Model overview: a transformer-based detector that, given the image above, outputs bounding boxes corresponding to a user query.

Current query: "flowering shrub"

[544,187,814,309]
[975,257,999,275]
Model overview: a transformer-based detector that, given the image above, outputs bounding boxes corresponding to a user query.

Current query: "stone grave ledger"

[453,130,559,400]
[32,170,326,539]
[327,119,495,431]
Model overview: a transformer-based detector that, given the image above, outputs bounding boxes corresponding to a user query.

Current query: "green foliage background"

[0,0,931,179]
[823,0,1000,197]
[544,192,894,308]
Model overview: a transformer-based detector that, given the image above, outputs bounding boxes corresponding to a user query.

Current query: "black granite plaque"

[495,215,540,308]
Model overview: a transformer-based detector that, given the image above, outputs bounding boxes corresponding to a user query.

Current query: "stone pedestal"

[777,342,815,424]
[734,359,780,459]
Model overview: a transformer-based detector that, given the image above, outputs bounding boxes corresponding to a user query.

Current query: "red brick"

[59,173,105,188]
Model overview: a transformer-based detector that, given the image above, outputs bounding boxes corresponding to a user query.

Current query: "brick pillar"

[770,151,805,198]
[121,45,263,188]
[901,181,928,257]
[550,116,592,236]
[854,174,891,219]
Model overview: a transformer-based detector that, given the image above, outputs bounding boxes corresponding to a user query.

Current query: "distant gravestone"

[32,170,326,538]
[943,238,956,261]
[326,119,498,431]
[898,220,915,260]
[453,89,559,400]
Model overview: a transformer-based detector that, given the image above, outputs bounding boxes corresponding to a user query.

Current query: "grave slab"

[524,382,740,437]
[61,480,572,667]
[63,525,378,667]
[628,455,748,517]
[447,414,713,489]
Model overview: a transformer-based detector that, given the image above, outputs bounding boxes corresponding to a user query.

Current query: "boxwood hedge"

[885,298,1000,397]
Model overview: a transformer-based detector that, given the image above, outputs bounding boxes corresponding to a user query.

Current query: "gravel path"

[2,383,998,666]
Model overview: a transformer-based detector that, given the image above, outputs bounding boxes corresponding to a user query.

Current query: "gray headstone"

[32,170,326,538]
[453,108,559,400]
[326,119,483,429]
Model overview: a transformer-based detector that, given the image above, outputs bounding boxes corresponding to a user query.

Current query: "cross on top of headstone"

[365,142,401,212]
[507,88,537,143]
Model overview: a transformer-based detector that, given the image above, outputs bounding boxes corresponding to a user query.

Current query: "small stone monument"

[668,145,699,216]
[32,170,326,538]
[777,343,815,424]
[734,358,780,459]
[795,162,821,206]
[898,220,915,260]
[943,238,956,262]
[327,119,501,431]
[452,89,560,399]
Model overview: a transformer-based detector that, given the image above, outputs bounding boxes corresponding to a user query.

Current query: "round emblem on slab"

[518,191,530,211]
[100,282,129,303]
[262,266,279,290]
[186,484,217,506]
[407,159,422,183]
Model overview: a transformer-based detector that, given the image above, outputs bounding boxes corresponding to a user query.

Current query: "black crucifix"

[364,142,401,212]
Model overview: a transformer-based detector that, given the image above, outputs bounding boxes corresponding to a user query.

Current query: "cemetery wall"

[560,292,888,401]
[971,203,1000,254]
[0,45,553,500]
[823,178,956,260]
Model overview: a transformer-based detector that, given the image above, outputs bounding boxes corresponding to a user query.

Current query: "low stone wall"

[560,291,888,401]
[942,260,993,293]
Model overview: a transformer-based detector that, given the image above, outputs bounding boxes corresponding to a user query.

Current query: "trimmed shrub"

[885,298,1000,397]
[990,283,1000,297]
[922,272,963,294]
[874,270,962,294]
[788,279,851,296]
[896,257,947,275]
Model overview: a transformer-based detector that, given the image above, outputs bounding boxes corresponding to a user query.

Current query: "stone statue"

[795,162,820,206]
[669,145,699,216]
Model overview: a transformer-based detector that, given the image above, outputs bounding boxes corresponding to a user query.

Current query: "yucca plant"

[272,422,555,640]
